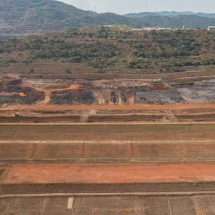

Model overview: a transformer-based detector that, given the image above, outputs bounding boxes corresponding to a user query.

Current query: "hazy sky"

[59,0,215,14]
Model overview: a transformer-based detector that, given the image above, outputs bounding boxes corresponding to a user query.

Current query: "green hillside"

[1,27,215,75]
[0,0,128,34]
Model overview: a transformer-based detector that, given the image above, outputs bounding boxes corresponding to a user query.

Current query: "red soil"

[3,163,215,184]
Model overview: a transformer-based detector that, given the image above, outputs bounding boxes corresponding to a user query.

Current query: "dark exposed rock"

[51,89,97,105]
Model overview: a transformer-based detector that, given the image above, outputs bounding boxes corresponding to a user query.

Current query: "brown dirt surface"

[83,143,131,161]
[0,124,214,141]
[0,144,34,160]
[1,102,215,111]
[1,195,215,215]
[3,163,215,184]
[2,141,215,163]
[1,103,215,123]
[32,144,83,160]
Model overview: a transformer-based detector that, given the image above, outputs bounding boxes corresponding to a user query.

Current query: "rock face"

[0,76,44,106]
[178,80,215,103]
[51,89,97,105]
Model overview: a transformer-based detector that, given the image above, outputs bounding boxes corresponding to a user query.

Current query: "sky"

[59,0,215,14]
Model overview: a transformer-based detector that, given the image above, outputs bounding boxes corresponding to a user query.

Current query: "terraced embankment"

[0,124,214,194]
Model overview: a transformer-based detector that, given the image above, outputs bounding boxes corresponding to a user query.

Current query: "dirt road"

[1,102,215,111]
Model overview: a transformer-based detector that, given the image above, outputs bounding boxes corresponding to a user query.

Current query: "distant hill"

[0,0,128,35]
[129,15,215,29]
[125,11,215,19]
[126,11,215,28]
[0,0,215,37]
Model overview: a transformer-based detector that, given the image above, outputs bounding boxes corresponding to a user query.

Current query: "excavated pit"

[1,75,215,107]
[0,75,215,123]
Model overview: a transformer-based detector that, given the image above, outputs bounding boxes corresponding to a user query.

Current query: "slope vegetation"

[0,27,214,74]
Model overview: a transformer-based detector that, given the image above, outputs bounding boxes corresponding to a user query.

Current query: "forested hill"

[0,0,215,37]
